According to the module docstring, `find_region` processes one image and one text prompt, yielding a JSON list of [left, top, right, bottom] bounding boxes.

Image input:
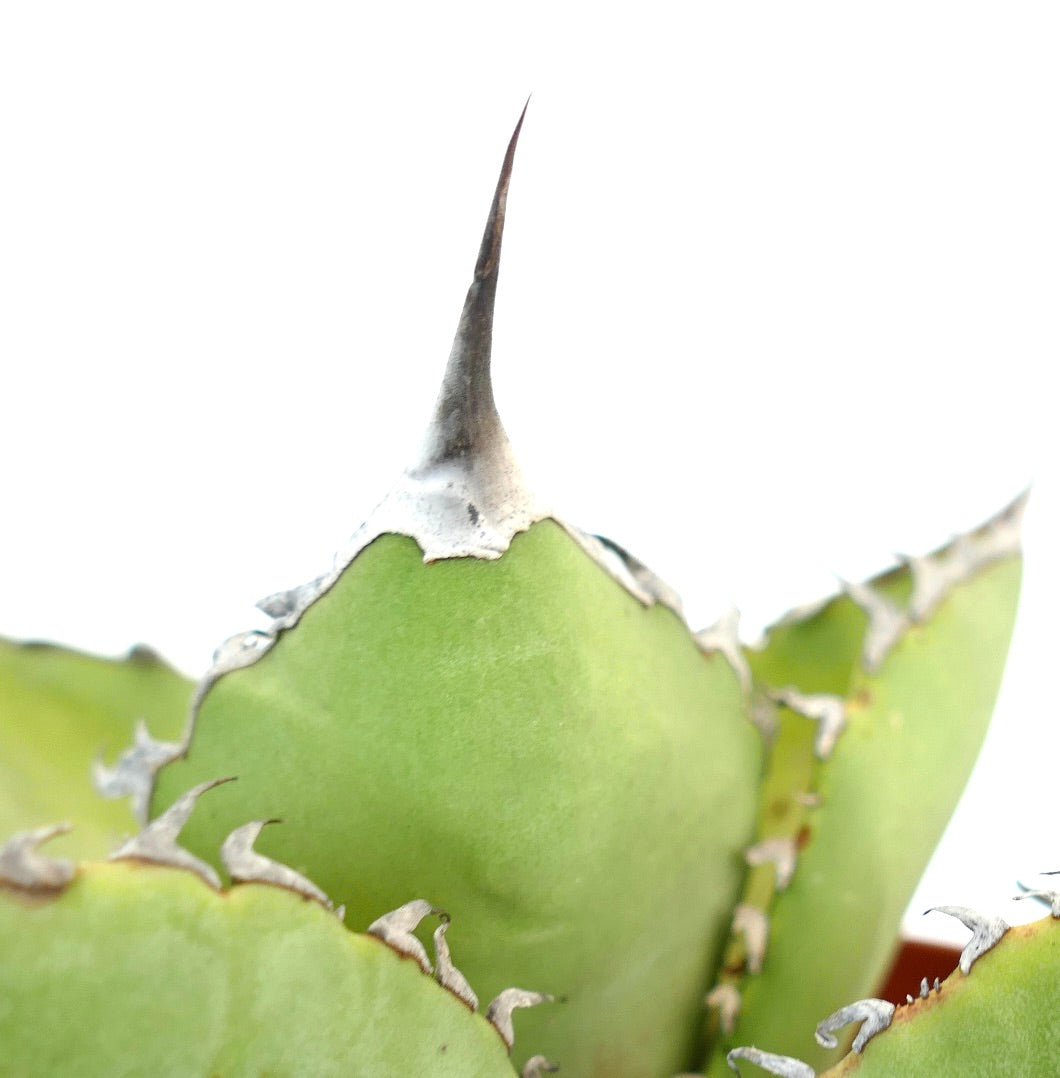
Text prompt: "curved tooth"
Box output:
[[972, 491, 1026, 564], [731, 904, 769, 975], [559, 525, 685, 617], [771, 688, 847, 760], [520, 1055, 559, 1077], [695, 607, 752, 698], [109, 777, 234, 888], [1014, 880, 1060, 918], [907, 530, 998, 623], [485, 988, 554, 1051], [209, 629, 275, 674], [367, 899, 439, 973], [919, 976, 930, 999], [220, 820, 332, 909], [706, 983, 742, 1035], [0, 823, 75, 892], [188, 630, 278, 724], [905, 532, 988, 623], [256, 578, 325, 620], [725, 1045, 816, 1077], [432, 915, 478, 1010], [926, 906, 1009, 974], [904, 547, 969, 623], [92, 718, 185, 825], [841, 579, 909, 674], [814, 997, 895, 1053], [906, 493, 1026, 622], [744, 836, 798, 891]]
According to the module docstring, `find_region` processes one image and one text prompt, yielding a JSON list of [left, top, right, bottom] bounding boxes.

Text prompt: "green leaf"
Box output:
[[0, 860, 518, 1077], [820, 915, 1058, 1076], [0, 638, 191, 858], [156, 522, 762, 1078], [705, 520, 1022, 1073]]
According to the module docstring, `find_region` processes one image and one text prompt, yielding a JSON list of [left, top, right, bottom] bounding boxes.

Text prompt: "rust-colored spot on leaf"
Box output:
[[847, 687, 873, 714]]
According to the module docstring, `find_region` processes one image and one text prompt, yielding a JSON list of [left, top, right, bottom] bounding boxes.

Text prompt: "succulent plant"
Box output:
[[2, 110, 1054, 1078]]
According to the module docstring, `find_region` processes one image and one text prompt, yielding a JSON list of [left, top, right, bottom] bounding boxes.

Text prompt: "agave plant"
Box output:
[[1, 110, 1055, 1078]]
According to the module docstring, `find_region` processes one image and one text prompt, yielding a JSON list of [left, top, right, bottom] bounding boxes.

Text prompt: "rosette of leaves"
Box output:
[[1, 108, 1050, 1078]]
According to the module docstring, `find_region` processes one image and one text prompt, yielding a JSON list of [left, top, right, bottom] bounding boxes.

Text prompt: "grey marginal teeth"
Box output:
[[93, 718, 185, 825], [771, 688, 847, 760], [904, 548, 968, 623], [814, 998, 895, 1053], [220, 819, 333, 909], [906, 535, 986, 623], [695, 607, 752, 698], [1014, 881, 1060, 918], [485, 988, 554, 1051], [368, 899, 439, 973], [109, 777, 234, 889], [558, 524, 684, 618], [842, 579, 909, 674], [926, 906, 1009, 973], [907, 492, 1026, 620], [433, 916, 478, 1010], [0, 824, 75, 892], [909, 976, 941, 1002], [744, 836, 797, 891], [256, 579, 325, 620], [706, 983, 742, 1035], [211, 629, 274, 671], [973, 491, 1026, 562], [725, 1046, 815, 1077], [732, 904, 769, 975], [520, 1056, 559, 1077]]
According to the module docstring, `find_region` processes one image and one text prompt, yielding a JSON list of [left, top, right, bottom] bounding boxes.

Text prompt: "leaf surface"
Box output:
[[0, 638, 191, 858], [0, 861, 518, 1077], [706, 541, 1021, 1073]]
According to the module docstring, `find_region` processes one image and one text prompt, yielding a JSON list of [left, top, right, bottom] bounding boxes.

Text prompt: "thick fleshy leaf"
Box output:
[[820, 915, 1057, 1075], [704, 519, 1021, 1073], [0, 638, 191, 857], [0, 860, 517, 1077], [157, 523, 761, 1078]]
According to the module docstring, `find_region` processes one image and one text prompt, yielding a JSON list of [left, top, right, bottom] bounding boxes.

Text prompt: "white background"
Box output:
[[1, 4, 1056, 944]]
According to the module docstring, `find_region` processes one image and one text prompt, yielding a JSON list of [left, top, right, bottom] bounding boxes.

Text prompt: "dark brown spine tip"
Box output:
[[424, 103, 529, 467], [474, 100, 529, 281]]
